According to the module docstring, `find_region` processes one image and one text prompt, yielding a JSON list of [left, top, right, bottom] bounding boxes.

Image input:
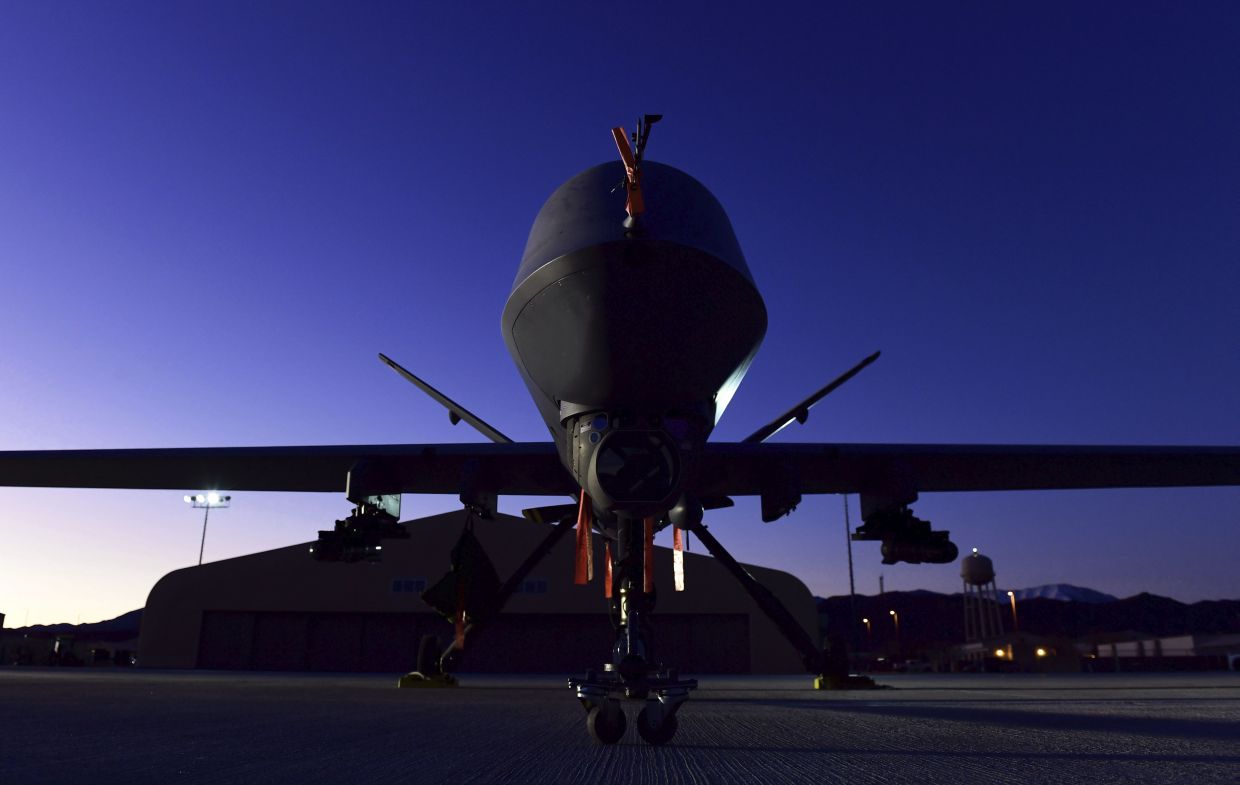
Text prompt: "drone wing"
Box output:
[[0, 442, 573, 496], [694, 442, 1240, 519]]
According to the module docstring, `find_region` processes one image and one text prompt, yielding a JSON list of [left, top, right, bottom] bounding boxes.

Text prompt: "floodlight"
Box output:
[[184, 492, 232, 566]]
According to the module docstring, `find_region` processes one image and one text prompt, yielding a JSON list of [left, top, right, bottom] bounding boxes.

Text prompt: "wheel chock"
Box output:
[[813, 674, 880, 690], [398, 671, 458, 689]]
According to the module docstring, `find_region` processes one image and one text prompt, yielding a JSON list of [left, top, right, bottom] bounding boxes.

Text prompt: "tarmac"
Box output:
[[0, 669, 1236, 784]]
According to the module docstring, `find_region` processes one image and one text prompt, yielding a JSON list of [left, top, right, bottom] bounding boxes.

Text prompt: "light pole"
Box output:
[[1007, 590, 1019, 632], [184, 493, 231, 566], [889, 609, 900, 653], [862, 617, 872, 649]]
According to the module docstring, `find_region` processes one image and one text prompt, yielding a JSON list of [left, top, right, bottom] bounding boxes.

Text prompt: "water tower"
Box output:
[[961, 548, 1004, 642]]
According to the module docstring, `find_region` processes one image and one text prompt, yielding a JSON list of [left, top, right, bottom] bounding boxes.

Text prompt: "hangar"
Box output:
[[139, 509, 817, 674]]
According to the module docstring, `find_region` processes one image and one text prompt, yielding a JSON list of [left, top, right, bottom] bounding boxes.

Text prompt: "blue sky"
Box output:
[[1, 2, 1237, 625]]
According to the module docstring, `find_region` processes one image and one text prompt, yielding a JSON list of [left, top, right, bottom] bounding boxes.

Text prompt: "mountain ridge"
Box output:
[[1004, 584, 1118, 603], [4, 609, 143, 641], [815, 589, 1240, 654]]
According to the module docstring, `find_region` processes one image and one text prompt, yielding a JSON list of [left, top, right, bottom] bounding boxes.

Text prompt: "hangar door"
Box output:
[[197, 611, 750, 673]]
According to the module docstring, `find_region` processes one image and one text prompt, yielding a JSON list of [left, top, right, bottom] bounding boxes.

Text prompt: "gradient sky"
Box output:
[[1, 2, 1237, 626]]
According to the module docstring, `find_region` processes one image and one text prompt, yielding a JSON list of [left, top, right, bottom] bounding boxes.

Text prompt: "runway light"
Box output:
[[1036, 648, 1047, 657], [994, 648, 1005, 658]]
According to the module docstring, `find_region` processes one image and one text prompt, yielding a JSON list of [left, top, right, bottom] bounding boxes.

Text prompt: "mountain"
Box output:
[[8, 609, 142, 642], [815, 590, 1240, 656], [1007, 584, 1118, 603]]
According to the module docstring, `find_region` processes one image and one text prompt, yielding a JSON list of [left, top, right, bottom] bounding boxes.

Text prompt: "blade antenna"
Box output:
[[378, 353, 513, 444], [741, 351, 881, 444], [635, 113, 662, 163]]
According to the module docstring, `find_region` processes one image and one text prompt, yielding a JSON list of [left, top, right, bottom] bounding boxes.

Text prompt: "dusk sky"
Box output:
[[1, 2, 1237, 627]]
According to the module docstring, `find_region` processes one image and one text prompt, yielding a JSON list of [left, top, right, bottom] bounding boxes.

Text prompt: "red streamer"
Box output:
[[603, 542, 613, 599], [574, 492, 594, 585]]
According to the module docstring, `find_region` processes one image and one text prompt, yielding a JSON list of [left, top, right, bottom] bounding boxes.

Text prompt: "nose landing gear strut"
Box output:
[[569, 515, 697, 745]]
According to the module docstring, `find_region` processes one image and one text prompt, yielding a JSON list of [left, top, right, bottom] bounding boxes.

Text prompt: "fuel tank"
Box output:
[[502, 160, 767, 435]]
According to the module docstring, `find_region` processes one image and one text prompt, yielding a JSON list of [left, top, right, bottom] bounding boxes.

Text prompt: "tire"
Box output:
[[586, 702, 626, 744], [636, 706, 678, 746]]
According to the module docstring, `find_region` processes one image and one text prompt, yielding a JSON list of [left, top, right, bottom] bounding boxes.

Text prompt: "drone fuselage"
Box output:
[[502, 161, 767, 517]]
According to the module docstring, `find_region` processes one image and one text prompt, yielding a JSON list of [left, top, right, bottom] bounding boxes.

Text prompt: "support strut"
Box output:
[[611, 516, 651, 679], [687, 520, 878, 690], [686, 520, 824, 673]]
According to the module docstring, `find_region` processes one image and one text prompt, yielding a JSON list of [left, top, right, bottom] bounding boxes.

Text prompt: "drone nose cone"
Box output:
[[503, 161, 767, 415], [512, 160, 755, 290]]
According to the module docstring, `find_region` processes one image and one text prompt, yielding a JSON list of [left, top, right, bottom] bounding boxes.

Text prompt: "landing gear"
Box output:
[[571, 667, 695, 746], [571, 514, 697, 745], [569, 505, 877, 745], [636, 705, 677, 746], [585, 701, 626, 745]]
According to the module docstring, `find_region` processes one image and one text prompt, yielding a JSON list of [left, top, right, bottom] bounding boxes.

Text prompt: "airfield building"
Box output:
[[139, 509, 817, 674]]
